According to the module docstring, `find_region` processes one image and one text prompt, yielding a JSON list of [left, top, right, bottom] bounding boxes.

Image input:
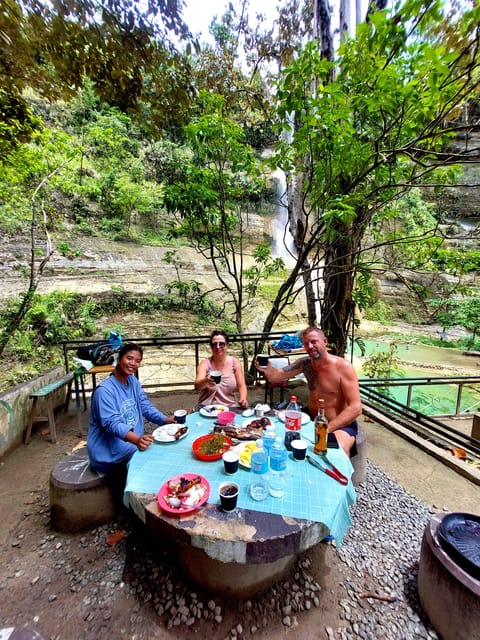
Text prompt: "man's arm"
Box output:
[[328, 361, 362, 432], [256, 357, 306, 383]]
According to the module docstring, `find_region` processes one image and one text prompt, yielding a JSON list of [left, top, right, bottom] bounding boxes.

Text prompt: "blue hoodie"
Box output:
[[87, 374, 167, 473]]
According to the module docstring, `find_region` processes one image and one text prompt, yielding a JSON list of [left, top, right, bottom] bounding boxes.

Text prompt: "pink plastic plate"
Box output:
[[157, 473, 210, 516]]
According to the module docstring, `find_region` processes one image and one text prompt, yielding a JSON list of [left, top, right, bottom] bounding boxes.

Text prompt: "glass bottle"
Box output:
[[314, 398, 328, 455], [269, 436, 288, 498], [284, 395, 302, 451], [249, 439, 269, 501]]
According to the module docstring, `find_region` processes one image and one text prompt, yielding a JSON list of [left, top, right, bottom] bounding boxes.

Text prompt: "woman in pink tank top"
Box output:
[[195, 330, 248, 409]]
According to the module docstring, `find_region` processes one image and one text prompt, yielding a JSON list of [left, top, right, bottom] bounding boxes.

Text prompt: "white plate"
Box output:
[[199, 404, 228, 418], [242, 416, 274, 429], [277, 411, 311, 425], [232, 441, 259, 469], [242, 408, 254, 417], [152, 425, 189, 443]]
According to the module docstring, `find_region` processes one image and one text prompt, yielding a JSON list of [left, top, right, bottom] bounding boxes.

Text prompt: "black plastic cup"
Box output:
[[291, 439, 308, 460], [222, 451, 239, 474], [211, 370, 221, 384], [257, 354, 269, 367], [174, 409, 187, 424], [219, 482, 239, 511]]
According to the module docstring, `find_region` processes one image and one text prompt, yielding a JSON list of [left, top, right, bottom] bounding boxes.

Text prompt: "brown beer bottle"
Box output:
[[314, 398, 328, 454]]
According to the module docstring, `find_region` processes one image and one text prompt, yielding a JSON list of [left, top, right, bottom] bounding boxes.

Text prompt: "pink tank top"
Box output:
[[198, 357, 237, 407]]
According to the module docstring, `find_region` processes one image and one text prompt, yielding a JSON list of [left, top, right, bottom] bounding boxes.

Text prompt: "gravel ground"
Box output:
[[1, 451, 442, 640], [336, 463, 439, 640]]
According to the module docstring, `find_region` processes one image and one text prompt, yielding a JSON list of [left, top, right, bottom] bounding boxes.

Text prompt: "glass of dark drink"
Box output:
[[218, 482, 239, 511]]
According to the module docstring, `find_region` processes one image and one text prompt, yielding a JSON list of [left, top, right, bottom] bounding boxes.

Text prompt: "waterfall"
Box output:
[[268, 168, 296, 266]]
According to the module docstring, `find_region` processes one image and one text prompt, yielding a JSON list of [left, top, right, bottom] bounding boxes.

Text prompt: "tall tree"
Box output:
[[0, 0, 193, 151], [163, 91, 284, 367], [259, 0, 480, 356]]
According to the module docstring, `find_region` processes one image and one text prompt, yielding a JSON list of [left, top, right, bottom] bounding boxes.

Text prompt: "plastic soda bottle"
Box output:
[[284, 395, 302, 451], [269, 437, 288, 498], [314, 398, 328, 455], [249, 439, 269, 501]]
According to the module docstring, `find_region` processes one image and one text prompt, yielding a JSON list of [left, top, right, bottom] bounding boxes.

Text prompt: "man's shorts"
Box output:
[[338, 420, 358, 438]]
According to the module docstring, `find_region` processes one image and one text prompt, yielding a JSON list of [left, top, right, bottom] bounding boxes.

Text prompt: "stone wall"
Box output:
[[0, 366, 67, 459]]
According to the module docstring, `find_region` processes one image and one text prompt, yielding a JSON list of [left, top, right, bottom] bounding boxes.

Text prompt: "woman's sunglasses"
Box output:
[[211, 342, 226, 348]]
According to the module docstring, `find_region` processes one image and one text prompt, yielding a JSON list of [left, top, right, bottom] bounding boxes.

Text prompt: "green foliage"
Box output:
[[272, 0, 480, 354], [56, 243, 82, 258], [0, 88, 43, 157], [430, 297, 480, 348], [162, 90, 273, 336], [364, 301, 393, 324], [362, 343, 403, 395], [243, 243, 285, 299], [0, 126, 79, 232], [143, 139, 191, 183], [163, 280, 222, 320], [1, 0, 191, 151]]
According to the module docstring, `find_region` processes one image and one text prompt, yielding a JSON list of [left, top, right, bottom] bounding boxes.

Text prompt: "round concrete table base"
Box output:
[[178, 543, 295, 599], [418, 513, 480, 640], [126, 491, 330, 598]]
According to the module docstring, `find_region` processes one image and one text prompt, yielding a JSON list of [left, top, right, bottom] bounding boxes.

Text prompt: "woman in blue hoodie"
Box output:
[[87, 342, 175, 474]]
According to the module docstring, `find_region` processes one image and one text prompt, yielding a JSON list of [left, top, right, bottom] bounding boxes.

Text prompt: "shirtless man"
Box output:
[[257, 326, 362, 455]]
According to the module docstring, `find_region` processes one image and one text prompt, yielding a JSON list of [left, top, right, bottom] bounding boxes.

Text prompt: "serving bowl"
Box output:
[[217, 411, 236, 426]]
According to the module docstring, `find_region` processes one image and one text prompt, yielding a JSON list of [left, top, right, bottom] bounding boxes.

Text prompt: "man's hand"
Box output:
[[136, 434, 154, 451]]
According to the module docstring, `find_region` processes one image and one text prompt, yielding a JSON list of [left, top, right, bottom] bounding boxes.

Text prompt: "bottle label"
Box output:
[[270, 457, 287, 472], [314, 421, 328, 454], [285, 411, 301, 431], [251, 453, 268, 474]]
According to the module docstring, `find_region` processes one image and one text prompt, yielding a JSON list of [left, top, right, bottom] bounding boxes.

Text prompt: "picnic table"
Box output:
[[124, 410, 356, 597]]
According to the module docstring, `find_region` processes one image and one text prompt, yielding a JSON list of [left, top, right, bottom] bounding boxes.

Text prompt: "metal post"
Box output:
[[456, 383, 463, 415], [406, 384, 412, 409]]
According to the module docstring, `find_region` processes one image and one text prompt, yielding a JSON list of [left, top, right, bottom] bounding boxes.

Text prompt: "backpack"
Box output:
[[76, 331, 122, 365], [90, 342, 119, 366]]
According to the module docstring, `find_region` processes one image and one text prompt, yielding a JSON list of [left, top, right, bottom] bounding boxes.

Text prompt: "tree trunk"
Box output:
[[314, 0, 334, 70], [339, 0, 350, 42], [320, 209, 367, 356], [0, 167, 61, 356]]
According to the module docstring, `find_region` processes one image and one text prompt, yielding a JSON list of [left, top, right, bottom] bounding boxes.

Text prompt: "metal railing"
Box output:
[[61, 330, 294, 390], [359, 375, 480, 416]]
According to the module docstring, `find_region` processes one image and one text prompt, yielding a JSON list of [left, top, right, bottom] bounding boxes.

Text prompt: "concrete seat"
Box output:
[[418, 513, 480, 640], [0, 630, 45, 640], [49, 446, 116, 532], [351, 428, 367, 486]]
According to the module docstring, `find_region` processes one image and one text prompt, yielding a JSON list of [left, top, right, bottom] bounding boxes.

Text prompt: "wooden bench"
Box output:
[[24, 372, 75, 444]]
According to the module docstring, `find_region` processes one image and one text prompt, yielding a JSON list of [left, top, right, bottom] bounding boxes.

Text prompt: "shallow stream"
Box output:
[[351, 338, 480, 415]]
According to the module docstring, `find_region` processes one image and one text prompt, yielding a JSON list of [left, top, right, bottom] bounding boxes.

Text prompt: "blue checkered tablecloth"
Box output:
[[125, 412, 356, 545]]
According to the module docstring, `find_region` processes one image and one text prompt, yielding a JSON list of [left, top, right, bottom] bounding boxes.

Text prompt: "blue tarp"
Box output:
[[272, 333, 303, 350]]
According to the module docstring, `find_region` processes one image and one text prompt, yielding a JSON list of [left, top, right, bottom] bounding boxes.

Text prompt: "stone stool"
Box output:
[[351, 428, 367, 486], [418, 513, 480, 640], [49, 446, 116, 532]]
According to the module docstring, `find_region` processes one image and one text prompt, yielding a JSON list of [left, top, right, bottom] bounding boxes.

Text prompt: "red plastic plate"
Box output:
[[192, 433, 232, 461], [157, 473, 210, 515]]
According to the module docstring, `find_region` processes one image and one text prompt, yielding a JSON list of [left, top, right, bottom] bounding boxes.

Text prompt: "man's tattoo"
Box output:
[[303, 361, 318, 391]]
